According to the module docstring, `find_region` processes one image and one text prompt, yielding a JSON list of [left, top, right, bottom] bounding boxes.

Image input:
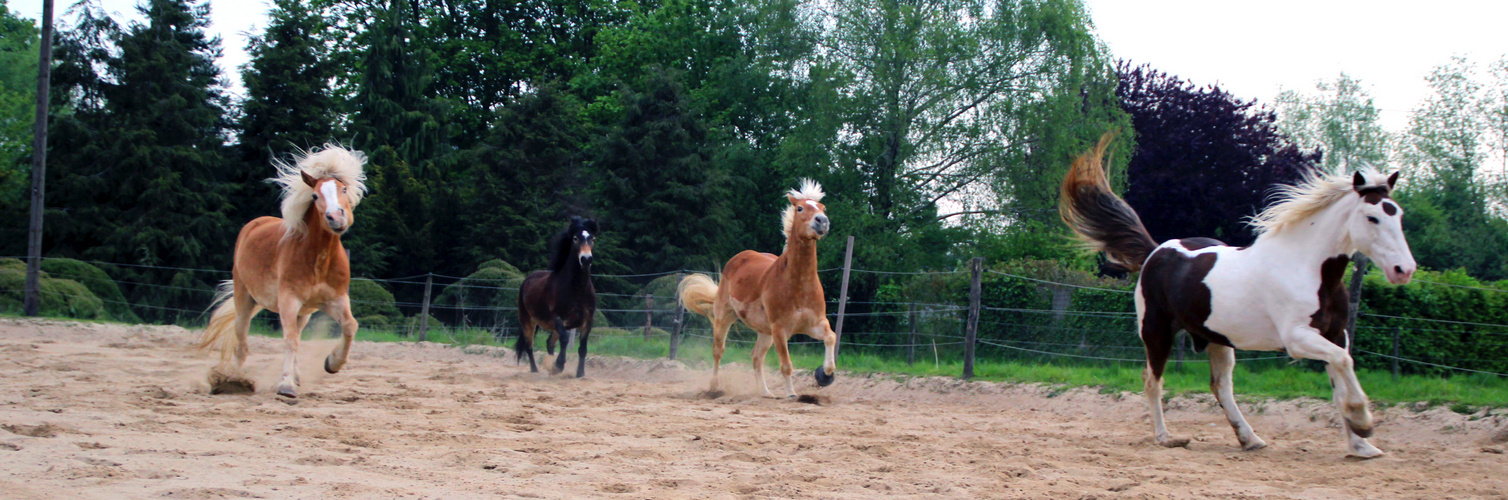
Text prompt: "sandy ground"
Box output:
[[0, 318, 1505, 499]]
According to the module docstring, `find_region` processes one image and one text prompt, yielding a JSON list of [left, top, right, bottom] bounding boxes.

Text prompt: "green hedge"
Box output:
[[0, 258, 109, 320], [39, 258, 141, 322], [1355, 267, 1508, 375]]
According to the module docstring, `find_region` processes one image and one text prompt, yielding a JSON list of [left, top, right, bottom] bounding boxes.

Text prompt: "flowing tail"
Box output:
[[677, 273, 720, 319], [1059, 132, 1158, 272], [197, 280, 240, 364]]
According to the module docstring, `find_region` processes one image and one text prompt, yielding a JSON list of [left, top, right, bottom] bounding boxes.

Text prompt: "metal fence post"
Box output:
[[23, 0, 55, 317], [833, 235, 854, 356], [907, 303, 918, 366], [963, 257, 983, 380], [418, 273, 433, 341], [644, 294, 653, 340]]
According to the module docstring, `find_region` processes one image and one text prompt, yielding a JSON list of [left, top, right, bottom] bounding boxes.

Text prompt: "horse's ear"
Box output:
[[1387, 171, 1399, 190], [786, 194, 798, 205], [301, 171, 318, 188], [1352, 171, 1367, 189], [584, 218, 599, 233]]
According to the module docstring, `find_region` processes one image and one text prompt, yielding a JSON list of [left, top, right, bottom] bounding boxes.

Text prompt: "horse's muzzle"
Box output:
[[812, 214, 830, 237], [579, 253, 593, 268]]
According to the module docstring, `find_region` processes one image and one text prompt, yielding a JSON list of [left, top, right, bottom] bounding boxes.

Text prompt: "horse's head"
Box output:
[[302, 171, 356, 235], [567, 216, 598, 269], [782, 179, 829, 242], [1348, 171, 1415, 284]]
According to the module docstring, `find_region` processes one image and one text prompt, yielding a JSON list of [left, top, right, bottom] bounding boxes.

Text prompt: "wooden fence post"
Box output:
[[22, 0, 55, 317], [1391, 327, 1401, 381], [417, 273, 433, 342], [833, 235, 854, 356], [1346, 254, 1369, 350], [643, 294, 653, 340], [669, 273, 685, 360], [963, 257, 983, 380]]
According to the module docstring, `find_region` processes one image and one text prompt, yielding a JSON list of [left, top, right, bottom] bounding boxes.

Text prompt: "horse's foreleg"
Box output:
[[1284, 327, 1380, 457], [812, 322, 837, 388], [324, 296, 358, 374], [275, 299, 306, 398], [751, 333, 776, 398], [1208, 344, 1265, 450], [574, 321, 591, 378], [230, 289, 259, 369], [550, 318, 570, 375]]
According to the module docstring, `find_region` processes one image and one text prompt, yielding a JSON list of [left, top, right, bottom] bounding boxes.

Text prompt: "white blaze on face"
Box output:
[[579, 230, 593, 259], [320, 181, 342, 223], [805, 200, 819, 211]]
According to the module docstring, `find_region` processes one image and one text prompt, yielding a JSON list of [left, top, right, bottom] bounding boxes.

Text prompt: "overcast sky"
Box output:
[[17, 0, 1508, 133]]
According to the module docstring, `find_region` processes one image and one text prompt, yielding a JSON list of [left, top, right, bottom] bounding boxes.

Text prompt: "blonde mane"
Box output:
[[270, 144, 368, 240], [1248, 169, 1385, 235], [780, 178, 826, 240]]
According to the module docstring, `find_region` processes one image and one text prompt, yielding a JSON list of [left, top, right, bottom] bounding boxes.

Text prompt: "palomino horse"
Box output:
[[678, 179, 838, 398], [199, 145, 367, 398], [1060, 133, 1415, 458], [515, 216, 599, 377]]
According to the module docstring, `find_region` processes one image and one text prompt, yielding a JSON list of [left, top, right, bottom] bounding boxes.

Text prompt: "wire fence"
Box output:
[[3, 254, 1506, 379]]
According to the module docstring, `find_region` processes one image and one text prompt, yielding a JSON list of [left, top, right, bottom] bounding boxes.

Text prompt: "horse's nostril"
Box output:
[[1394, 265, 1403, 274]]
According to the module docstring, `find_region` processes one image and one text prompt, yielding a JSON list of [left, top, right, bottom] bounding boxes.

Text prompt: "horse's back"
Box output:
[[1142, 238, 1288, 351], [723, 250, 777, 302]]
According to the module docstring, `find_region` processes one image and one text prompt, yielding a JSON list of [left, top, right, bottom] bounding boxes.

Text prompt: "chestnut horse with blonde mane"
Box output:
[[678, 179, 838, 398], [199, 145, 368, 398]]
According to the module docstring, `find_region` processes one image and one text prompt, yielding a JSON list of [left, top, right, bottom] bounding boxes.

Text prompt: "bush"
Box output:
[[0, 260, 108, 320], [349, 279, 402, 325], [1355, 266, 1508, 375], [435, 259, 527, 327], [39, 258, 140, 322]]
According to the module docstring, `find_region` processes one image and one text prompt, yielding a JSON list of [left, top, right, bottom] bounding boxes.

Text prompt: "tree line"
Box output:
[[1, 0, 1507, 324]]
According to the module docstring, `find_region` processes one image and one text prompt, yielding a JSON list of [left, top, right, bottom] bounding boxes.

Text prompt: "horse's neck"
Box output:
[[1249, 199, 1355, 274], [552, 262, 590, 287], [777, 236, 819, 282], [289, 209, 345, 269]]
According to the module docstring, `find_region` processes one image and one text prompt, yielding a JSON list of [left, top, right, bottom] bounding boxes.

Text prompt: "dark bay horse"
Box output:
[[199, 145, 368, 398], [678, 179, 838, 398], [1060, 133, 1415, 457], [515, 216, 599, 377]]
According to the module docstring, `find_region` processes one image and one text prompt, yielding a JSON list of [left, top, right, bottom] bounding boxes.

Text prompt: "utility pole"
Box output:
[[23, 0, 56, 317]]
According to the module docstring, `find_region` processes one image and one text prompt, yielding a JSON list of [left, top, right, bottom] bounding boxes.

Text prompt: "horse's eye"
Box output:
[[342, 187, 348, 194], [796, 206, 804, 212], [1367, 216, 1379, 224], [312, 194, 318, 201]]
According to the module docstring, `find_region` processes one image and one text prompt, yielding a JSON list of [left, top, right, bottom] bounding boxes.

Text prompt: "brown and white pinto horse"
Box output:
[[678, 179, 838, 398], [199, 145, 367, 398], [1060, 133, 1415, 458]]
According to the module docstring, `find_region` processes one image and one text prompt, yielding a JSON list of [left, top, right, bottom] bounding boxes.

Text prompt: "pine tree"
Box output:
[[45, 0, 234, 320], [236, 0, 336, 222]]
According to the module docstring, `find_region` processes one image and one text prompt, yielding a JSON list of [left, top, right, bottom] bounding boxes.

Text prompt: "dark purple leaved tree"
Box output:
[[1116, 62, 1321, 247]]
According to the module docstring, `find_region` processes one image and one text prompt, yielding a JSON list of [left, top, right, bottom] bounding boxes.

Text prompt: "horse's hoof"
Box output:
[[324, 355, 339, 374], [276, 384, 298, 399], [1348, 445, 1385, 459], [814, 366, 835, 387], [1241, 438, 1268, 451]]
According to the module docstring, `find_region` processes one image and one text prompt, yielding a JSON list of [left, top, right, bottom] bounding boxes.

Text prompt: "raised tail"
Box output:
[[1059, 132, 1158, 272], [197, 280, 240, 364], [677, 273, 720, 319]]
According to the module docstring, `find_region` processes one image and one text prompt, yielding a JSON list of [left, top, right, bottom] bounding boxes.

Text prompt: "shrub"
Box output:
[[39, 258, 140, 322], [348, 279, 402, 325], [0, 262, 108, 320]]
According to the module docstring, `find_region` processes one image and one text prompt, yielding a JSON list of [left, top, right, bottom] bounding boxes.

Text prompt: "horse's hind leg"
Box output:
[[709, 313, 734, 392], [573, 321, 591, 378], [1140, 310, 1187, 447], [323, 296, 359, 374], [751, 333, 776, 398], [1208, 344, 1265, 450]]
